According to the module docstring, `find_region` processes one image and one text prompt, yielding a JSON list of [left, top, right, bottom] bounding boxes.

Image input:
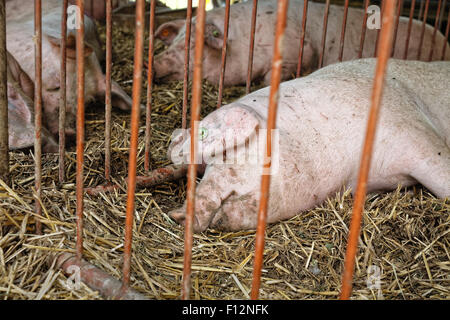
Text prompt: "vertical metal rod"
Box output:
[[418, 0, 424, 20], [438, 0, 447, 29], [75, 0, 85, 260], [104, 0, 112, 181], [358, 0, 370, 58], [246, 0, 258, 94], [181, 0, 193, 130], [0, 0, 8, 186], [182, 0, 206, 301], [340, 0, 397, 300], [122, 0, 145, 290], [250, 0, 289, 300], [318, 0, 330, 68], [417, 0, 430, 60], [34, 0, 43, 235], [374, 0, 386, 57], [59, 0, 68, 184], [144, 0, 156, 172], [441, 9, 450, 60], [217, 0, 231, 109], [428, 0, 443, 61], [338, 0, 349, 62], [403, 0, 416, 59], [296, 0, 308, 77], [391, 0, 403, 57]]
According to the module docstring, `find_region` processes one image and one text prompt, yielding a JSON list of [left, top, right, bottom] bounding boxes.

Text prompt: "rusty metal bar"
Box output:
[[182, 0, 207, 301], [246, 0, 258, 94], [34, 0, 43, 235], [340, 0, 397, 300], [318, 0, 330, 68], [417, 0, 430, 60], [442, 9, 450, 60], [428, 0, 443, 61], [122, 0, 145, 291], [182, 0, 193, 130], [403, 0, 416, 59], [85, 164, 188, 196], [59, 0, 68, 184], [216, 0, 231, 109], [144, 0, 156, 172], [75, 0, 85, 259], [358, 0, 370, 58], [418, 0, 424, 20], [439, 0, 447, 29], [296, 0, 308, 77], [55, 253, 148, 300], [338, 0, 349, 62], [374, 0, 386, 57], [0, 0, 8, 186], [251, 0, 289, 300], [391, 0, 403, 57], [105, 0, 112, 181]]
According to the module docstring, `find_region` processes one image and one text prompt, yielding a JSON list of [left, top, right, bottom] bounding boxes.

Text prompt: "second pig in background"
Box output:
[[153, 0, 450, 86]]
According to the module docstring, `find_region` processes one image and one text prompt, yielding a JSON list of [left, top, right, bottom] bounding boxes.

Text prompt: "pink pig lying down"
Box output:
[[153, 0, 450, 86], [6, 0, 133, 139], [167, 58, 450, 232], [7, 51, 58, 153]]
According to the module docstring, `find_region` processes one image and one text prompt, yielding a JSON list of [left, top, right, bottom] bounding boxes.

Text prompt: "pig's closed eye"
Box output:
[[46, 86, 60, 92]]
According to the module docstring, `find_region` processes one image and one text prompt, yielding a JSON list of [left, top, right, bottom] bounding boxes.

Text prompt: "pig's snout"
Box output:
[[46, 110, 77, 142], [153, 51, 182, 82]]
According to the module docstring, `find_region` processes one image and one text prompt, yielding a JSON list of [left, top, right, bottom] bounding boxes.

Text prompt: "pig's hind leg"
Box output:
[[406, 135, 450, 199]]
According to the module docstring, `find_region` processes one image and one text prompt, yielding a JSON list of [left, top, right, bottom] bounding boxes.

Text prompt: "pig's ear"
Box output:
[[155, 19, 185, 45], [6, 52, 34, 100], [111, 80, 132, 111], [201, 106, 259, 160], [204, 23, 224, 50], [46, 34, 94, 59]]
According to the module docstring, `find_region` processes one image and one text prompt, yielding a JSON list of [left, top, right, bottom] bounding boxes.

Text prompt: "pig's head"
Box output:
[[154, 19, 226, 84], [42, 32, 132, 139], [168, 104, 267, 232]]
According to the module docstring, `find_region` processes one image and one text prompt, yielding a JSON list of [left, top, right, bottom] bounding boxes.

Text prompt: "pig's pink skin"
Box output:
[[7, 51, 58, 153], [154, 0, 450, 86], [168, 59, 450, 232], [6, 0, 132, 138]]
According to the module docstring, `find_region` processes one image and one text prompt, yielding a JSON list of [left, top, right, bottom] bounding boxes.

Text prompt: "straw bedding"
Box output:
[[0, 21, 448, 300]]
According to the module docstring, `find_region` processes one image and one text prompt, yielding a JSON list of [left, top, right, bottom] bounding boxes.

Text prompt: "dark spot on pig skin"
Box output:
[[229, 168, 237, 177], [438, 152, 441, 156], [266, 11, 273, 14]]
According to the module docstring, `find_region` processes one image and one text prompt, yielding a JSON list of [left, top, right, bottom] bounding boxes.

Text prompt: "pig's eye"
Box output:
[[199, 127, 208, 140], [212, 29, 220, 38]]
